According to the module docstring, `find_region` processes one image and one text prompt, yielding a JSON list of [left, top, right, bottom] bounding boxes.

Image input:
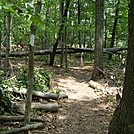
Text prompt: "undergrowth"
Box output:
[[0, 66, 51, 114]]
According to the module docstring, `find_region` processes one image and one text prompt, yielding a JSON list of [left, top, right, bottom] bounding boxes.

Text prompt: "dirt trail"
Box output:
[[36, 66, 116, 134]]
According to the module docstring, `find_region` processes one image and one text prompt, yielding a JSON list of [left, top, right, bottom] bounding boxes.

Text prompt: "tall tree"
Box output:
[[5, 0, 11, 75], [60, 0, 64, 68], [108, 1, 134, 133], [91, 0, 104, 80], [78, 0, 83, 66], [0, 22, 2, 70], [24, 0, 42, 131], [108, 0, 120, 60]]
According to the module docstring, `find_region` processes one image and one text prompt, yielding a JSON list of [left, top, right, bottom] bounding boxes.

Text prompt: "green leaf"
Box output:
[[5, 5, 16, 13]]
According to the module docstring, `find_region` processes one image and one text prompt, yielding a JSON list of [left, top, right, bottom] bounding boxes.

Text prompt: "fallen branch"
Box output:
[[0, 116, 45, 123], [96, 67, 118, 84], [89, 80, 122, 100], [31, 102, 59, 111], [89, 80, 106, 93], [0, 46, 128, 57], [13, 101, 59, 114], [7, 87, 68, 100], [0, 123, 46, 134]]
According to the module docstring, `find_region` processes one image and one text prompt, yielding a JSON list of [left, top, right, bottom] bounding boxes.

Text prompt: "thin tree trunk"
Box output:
[[64, 26, 68, 69], [70, 26, 74, 47], [24, 1, 42, 133], [0, 23, 2, 70], [104, 9, 107, 48], [91, 0, 104, 80], [108, 0, 120, 60], [49, 0, 70, 66], [89, 13, 93, 61], [78, 0, 83, 66], [43, 8, 49, 49], [108, 1, 134, 133], [5, 8, 11, 75], [60, 0, 64, 68]]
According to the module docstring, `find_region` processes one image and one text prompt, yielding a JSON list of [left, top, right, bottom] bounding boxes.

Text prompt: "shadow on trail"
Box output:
[[49, 65, 94, 83], [38, 65, 117, 134], [34, 95, 116, 134]]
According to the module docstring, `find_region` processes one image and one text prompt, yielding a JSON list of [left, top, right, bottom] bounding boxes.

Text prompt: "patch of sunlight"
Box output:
[[58, 115, 67, 120]]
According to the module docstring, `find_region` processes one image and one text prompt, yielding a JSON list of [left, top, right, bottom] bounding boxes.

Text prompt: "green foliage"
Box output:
[[16, 66, 51, 91], [107, 97, 115, 102], [0, 66, 51, 114], [0, 70, 12, 115]]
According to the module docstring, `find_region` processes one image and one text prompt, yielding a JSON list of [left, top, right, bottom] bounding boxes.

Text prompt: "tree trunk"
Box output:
[[78, 0, 83, 66], [89, 11, 93, 61], [24, 0, 42, 129], [104, 8, 107, 48], [64, 26, 68, 69], [60, 0, 64, 68], [5, 6, 11, 75], [108, 1, 134, 133], [91, 0, 104, 80], [0, 23, 2, 70], [108, 0, 120, 60], [49, 0, 70, 66]]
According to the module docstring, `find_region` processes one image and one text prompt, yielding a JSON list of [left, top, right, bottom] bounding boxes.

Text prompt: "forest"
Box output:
[[0, 0, 134, 134]]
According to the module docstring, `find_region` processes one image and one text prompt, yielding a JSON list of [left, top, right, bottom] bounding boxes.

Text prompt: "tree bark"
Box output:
[[108, 1, 134, 133], [0, 22, 2, 70], [78, 0, 83, 66], [5, 3, 11, 75], [60, 0, 64, 68], [91, 0, 104, 80]]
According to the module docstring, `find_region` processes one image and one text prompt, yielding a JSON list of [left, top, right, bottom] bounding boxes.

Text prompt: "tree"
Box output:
[[108, 1, 134, 133], [24, 0, 42, 132], [60, 0, 64, 68], [49, 0, 70, 66], [78, 0, 83, 66], [108, 0, 120, 60], [91, 0, 104, 80], [5, 0, 11, 75], [0, 21, 2, 70]]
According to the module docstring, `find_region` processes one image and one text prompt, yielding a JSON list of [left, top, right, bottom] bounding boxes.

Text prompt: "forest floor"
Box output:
[[0, 59, 121, 134], [32, 64, 119, 134]]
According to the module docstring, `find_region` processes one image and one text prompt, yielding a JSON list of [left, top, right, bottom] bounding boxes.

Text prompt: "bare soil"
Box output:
[[33, 65, 118, 134]]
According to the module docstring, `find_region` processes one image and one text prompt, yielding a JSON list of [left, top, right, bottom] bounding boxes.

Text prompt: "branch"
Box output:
[[7, 87, 68, 100], [0, 123, 46, 134], [0, 46, 128, 57], [0, 116, 45, 122]]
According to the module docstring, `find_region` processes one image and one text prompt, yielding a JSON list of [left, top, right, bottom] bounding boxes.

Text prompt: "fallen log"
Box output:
[[89, 80, 122, 100], [7, 87, 68, 100], [13, 101, 59, 114], [0, 46, 128, 57], [69, 46, 127, 54], [0, 123, 46, 134], [0, 116, 45, 122], [89, 80, 106, 93]]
